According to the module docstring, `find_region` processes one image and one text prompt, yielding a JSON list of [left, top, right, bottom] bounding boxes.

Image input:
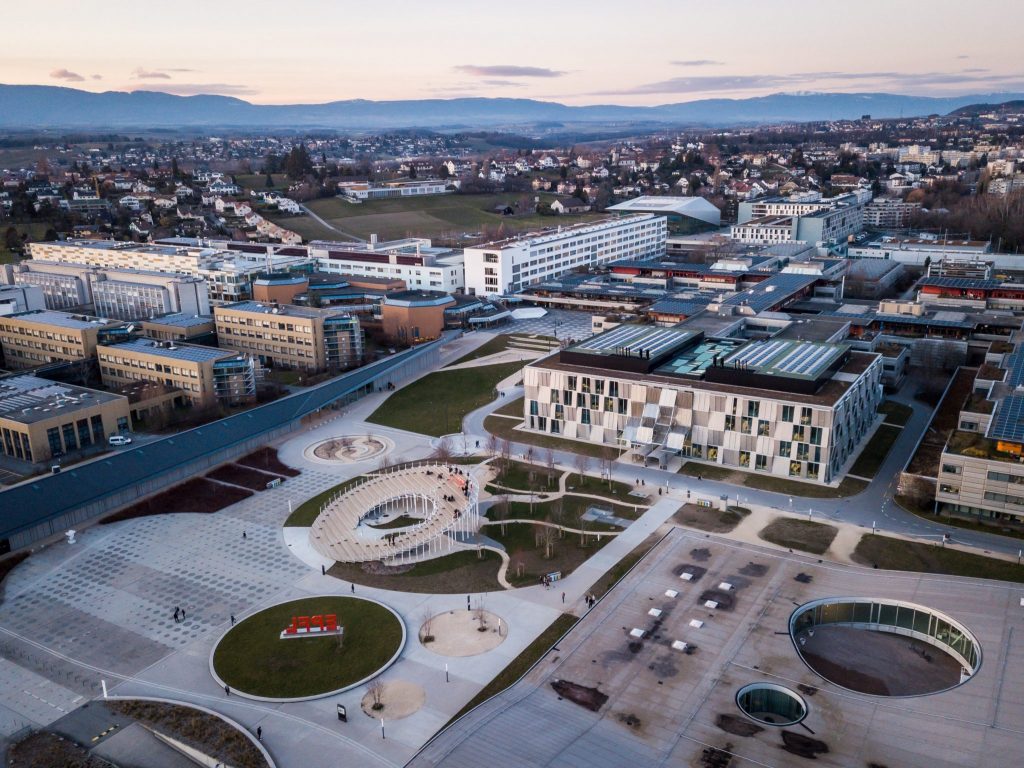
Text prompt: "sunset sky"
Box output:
[[4, 0, 1022, 105]]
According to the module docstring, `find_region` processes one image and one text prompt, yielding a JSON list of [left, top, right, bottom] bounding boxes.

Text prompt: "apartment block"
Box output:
[[0, 284, 45, 316], [863, 198, 921, 228], [733, 191, 869, 245], [0, 310, 125, 369], [522, 325, 883, 483], [463, 214, 667, 297], [214, 301, 363, 373], [97, 338, 257, 408], [309, 237, 464, 293], [336, 179, 450, 200], [0, 375, 130, 463]]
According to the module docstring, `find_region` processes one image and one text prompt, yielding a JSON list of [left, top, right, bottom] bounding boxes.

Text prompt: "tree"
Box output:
[[549, 498, 564, 539], [265, 173, 275, 188], [544, 448, 556, 488], [171, 158, 180, 179], [492, 494, 510, 535], [408, 165, 417, 179], [600, 447, 615, 489], [438, 164, 450, 180], [537, 524, 558, 559], [432, 437, 453, 464], [486, 432, 499, 457], [574, 453, 590, 484], [367, 679, 385, 711], [284, 145, 313, 180], [419, 610, 435, 643], [499, 438, 512, 475]]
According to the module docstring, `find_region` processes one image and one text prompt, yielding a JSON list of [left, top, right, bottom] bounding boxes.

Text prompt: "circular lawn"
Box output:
[[211, 596, 405, 700]]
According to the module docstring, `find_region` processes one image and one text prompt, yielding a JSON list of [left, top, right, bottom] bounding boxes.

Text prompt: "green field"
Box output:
[[758, 518, 838, 555], [212, 596, 402, 698], [234, 173, 289, 191], [853, 534, 1024, 583], [848, 424, 902, 478], [368, 362, 523, 436], [298, 193, 601, 243]]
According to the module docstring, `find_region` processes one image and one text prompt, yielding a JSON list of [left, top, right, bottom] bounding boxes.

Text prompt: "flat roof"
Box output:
[[722, 338, 848, 380], [218, 301, 323, 319], [100, 338, 235, 363], [142, 313, 215, 329], [0, 375, 125, 425], [4, 310, 119, 330], [471, 214, 657, 251], [718, 273, 817, 313], [987, 393, 1024, 442]]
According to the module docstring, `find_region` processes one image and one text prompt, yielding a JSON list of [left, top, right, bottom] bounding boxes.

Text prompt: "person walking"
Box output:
[[466, 595, 471, 611], [224, 684, 230, 696], [173, 607, 180, 623], [321, 564, 326, 576], [230, 614, 235, 626], [350, 583, 355, 593], [256, 726, 262, 741], [242, 530, 247, 540], [561, 591, 566, 604], [180, 609, 186, 622]]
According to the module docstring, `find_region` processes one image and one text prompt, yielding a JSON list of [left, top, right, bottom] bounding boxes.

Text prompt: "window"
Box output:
[[782, 405, 794, 422], [739, 450, 750, 468], [47, 427, 61, 456], [581, 409, 591, 425], [800, 407, 812, 425], [550, 390, 560, 404], [810, 427, 822, 446], [792, 426, 806, 442], [567, 376, 577, 390], [988, 471, 1024, 485], [725, 415, 736, 431], [778, 441, 791, 458], [758, 421, 770, 436], [62, 423, 77, 452], [529, 400, 539, 416], [939, 484, 960, 494], [581, 378, 591, 394], [740, 417, 752, 434], [595, 379, 604, 395], [609, 381, 619, 397], [755, 454, 768, 471], [747, 401, 760, 417], [959, 420, 977, 431], [942, 464, 962, 475], [617, 398, 628, 415]]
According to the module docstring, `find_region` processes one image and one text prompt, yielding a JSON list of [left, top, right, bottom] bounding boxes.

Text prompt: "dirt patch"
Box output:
[[781, 731, 829, 759], [716, 713, 764, 737], [673, 504, 747, 533], [699, 589, 736, 611], [359, 680, 425, 719], [700, 742, 734, 768], [690, 547, 712, 561], [421, 609, 506, 657], [674, 564, 707, 582], [617, 712, 642, 729], [206, 463, 282, 491], [551, 679, 608, 712], [7, 731, 109, 767], [102, 478, 252, 523], [237, 446, 301, 477], [758, 518, 838, 555], [108, 700, 267, 768], [797, 684, 818, 696], [738, 562, 768, 577]]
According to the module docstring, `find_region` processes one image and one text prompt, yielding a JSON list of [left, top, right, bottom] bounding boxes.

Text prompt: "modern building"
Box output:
[[336, 179, 450, 200], [28, 239, 315, 304], [522, 324, 883, 483], [0, 310, 126, 370], [606, 195, 722, 230], [732, 191, 869, 245], [463, 214, 667, 297], [97, 338, 258, 408], [309, 237, 464, 293], [863, 197, 921, 228], [140, 313, 217, 343], [213, 301, 363, 373], [847, 235, 994, 267], [380, 290, 456, 344], [0, 375, 130, 463]]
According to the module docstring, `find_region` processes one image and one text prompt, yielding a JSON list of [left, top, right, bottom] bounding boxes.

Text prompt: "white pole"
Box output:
[[101, 679, 108, 698]]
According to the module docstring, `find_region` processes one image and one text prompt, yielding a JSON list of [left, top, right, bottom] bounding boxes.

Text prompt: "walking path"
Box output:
[[299, 204, 365, 242]]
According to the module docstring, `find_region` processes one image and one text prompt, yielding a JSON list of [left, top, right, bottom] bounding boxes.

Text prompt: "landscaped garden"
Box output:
[[329, 550, 503, 593], [212, 596, 403, 698], [853, 534, 1024, 583], [673, 503, 750, 533], [758, 518, 838, 555]]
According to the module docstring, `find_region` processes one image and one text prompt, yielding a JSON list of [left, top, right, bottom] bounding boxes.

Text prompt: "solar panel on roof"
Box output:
[[989, 394, 1024, 442]]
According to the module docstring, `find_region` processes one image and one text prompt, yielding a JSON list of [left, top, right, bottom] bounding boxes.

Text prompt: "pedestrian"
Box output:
[[173, 607, 179, 623], [230, 614, 235, 626], [321, 564, 326, 576], [256, 726, 262, 741], [561, 591, 565, 604], [242, 530, 247, 540], [225, 684, 230, 696], [181, 609, 186, 621], [467, 595, 471, 611], [351, 583, 355, 593], [476, 440, 480, 448]]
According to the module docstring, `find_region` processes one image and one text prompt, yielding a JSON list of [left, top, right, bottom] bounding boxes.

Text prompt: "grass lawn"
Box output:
[[853, 534, 1024, 583], [304, 193, 602, 243], [483, 414, 620, 459], [878, 400, 914, 426], [329, 550, 502, 593], [285, 477, 364, 527], [566, 474, 636, 503], [673, 504, 750, 533], [262, 210, 341, 242], [367, 515, 422, 529], [368, 362, 524, 437], [758, 518, 838, 554], [212, 596, 402, 698], [677, 463, 868, 498], [447, 335, 515, 366], [489, 459, 560, 492], [493, 396, 526, 418], [234, 172, 289, 191], [449, 612, 578, 722], [848, 424, 902, 478]]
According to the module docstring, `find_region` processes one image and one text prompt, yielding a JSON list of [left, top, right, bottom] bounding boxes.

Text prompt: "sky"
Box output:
[[3, 0, 1023, 105]]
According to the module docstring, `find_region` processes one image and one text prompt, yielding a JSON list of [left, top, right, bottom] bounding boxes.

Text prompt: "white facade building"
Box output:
[[463, 214, 666, 297]]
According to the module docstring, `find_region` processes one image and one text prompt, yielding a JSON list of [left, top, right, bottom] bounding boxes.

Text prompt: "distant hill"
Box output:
[[948, 99, 1024, 116], [2, 84, 1024, 130]]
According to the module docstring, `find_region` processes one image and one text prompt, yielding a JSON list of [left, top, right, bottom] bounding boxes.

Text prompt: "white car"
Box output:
[[108, 435, 133, 446]]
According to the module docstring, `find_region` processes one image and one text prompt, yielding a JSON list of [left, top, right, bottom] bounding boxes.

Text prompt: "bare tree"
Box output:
[[474, 603, 488, 631], [528, 474, 540, 517], [524, 444, 536, 467], [432, 437, 453, 464], [419, 610, 435, 643], [492, 494, 510, 535], [538, 524, 558, 559], [486, 432, 499, 457], [499, 438, 512, 477], [544, 447, 556, 488], [574, 453, 590, 485], [377, 453, 393, 472], [577, 508, 590, 547], [368, 679, 385, 711], [550, 497, 564, 538], [600, 447, 615, 490]]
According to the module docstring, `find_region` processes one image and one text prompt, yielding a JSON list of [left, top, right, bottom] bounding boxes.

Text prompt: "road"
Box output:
[[461, 373, 1024, 561]]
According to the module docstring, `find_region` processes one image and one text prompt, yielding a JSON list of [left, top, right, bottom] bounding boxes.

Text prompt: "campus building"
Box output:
[[308, 237, 464, 293], [463, 214, 667, 297], [0, 375, 130, 463], [0, 310, 126, 370], [380, 290, 456, 344], [731, 191, 869, 245], [213, 301, 363, 373], [97, 338, 258, 409], [522, 324, 883, 483], [606, 195, 722, 230], [336, 179, 450, 200], [0, 284, 45, 316]]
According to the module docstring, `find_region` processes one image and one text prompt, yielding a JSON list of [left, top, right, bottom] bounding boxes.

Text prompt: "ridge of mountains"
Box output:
[[2, 84, 1023, 130]]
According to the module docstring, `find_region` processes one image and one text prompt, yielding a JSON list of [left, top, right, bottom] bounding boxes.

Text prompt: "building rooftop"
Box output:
[[101, 338, 237, 363], [470, 214, 657, 251], [382, 290, 456, 308], [568, 325, 697, 359], [721, 338, 848, 380], [218, 301, 326, 319], [5, 310, 120, 330], [717, 273, 817, 313], [142, 313, 215, 329], [0, 375, 125, 425]]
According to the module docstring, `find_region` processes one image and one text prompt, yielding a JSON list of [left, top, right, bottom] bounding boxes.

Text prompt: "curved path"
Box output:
[[299, 203, 366, 242]]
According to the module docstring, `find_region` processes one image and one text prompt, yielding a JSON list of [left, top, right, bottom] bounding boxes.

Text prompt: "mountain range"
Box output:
[[1, 84, 1023, 130]]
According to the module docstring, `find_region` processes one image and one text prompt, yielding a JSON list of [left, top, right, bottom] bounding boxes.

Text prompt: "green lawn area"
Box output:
[[234, 173, 289, 191], [848, 424, 902, 478], [566, 474, 636, 503], [450, 612, 578, 722], [878, 400, 914, 426], [262, 210, 340, 242], [673, 504, 750, 533], [493, 396, 526, 418], [483, 414, 621, 460], [212, 596, 402, 698], [368, 362, 523, 437], [329, 550, 503, 593], [303, 193, 602, 243], [285, 477, 364, 527], [758, 518, 838, 554], [853, 534, 1024, 583], [490, 459, 560, 492], [447, 335, 515, 366], [677, 463, 868, 498]]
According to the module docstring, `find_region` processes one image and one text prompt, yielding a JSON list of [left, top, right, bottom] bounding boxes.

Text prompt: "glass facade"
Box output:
[[736, 684, 807, 726], [792, 598, 980, 673]]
